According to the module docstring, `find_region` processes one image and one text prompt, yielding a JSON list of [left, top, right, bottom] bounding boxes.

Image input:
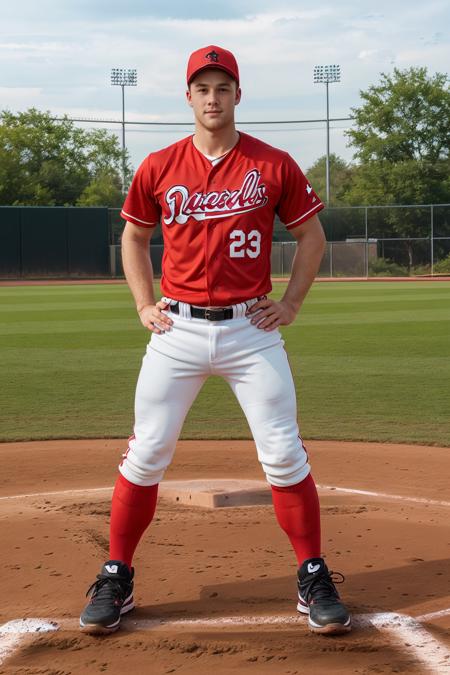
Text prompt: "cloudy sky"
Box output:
[[1, 0, 449, 172]]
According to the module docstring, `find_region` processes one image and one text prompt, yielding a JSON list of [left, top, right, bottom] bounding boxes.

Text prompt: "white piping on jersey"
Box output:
[[121, 210, 157, 226], [193, 205, 269, 220], [285, 202, 323, 227]]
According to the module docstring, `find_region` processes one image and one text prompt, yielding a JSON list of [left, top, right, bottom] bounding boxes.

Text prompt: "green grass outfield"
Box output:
[[1, 281, 449, 445]]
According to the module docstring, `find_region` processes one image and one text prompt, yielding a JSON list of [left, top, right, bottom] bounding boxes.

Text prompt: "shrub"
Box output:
[[433, 253, 450, 274], [411, 264, 431, 276], [369, 258, 409, 276]]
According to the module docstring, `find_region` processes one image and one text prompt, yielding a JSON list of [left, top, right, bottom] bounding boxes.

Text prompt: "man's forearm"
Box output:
[[281, 228, 326, 314], [122, 237, 156, 312]]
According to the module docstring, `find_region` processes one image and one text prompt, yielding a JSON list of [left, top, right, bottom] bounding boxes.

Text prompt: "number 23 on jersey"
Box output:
[[229, 230, 261, 258]]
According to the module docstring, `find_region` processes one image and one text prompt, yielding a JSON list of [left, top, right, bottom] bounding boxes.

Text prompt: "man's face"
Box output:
[[186, 69, 241, 132]]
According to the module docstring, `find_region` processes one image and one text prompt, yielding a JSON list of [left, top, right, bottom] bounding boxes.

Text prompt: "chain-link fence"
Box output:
[[317, 204, 450, 276], [110, 203, 450, 278]]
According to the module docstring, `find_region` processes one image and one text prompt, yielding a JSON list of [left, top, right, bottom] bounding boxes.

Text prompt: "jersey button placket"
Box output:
[[204, 164, 216, 306]]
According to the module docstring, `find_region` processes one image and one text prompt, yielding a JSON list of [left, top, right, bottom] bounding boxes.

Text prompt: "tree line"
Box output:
[[0, 67, 448, 211], [0, 110, 132, 207], [307, 67, 449, 208]]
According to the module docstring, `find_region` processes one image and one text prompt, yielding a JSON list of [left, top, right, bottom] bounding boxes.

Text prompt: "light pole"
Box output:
[[111, 68, 137, 192], [313, 64, 341, 205]]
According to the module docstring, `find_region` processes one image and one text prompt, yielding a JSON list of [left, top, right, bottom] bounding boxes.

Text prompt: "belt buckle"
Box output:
[[204, 307, 226, 321]]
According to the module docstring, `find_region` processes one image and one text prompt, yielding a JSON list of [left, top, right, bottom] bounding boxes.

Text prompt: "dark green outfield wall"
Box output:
[[0, 207, 110, 278]]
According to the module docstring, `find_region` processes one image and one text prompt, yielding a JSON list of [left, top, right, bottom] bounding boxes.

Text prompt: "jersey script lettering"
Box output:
[[164, 169, 268, 224]]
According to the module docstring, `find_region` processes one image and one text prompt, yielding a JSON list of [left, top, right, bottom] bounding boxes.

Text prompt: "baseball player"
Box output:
[[80, 45, 351, 636]]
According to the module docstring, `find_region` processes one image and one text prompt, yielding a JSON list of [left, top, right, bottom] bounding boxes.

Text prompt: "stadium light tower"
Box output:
[[111, 68, 137, 192], [314, 64, 341, 205]]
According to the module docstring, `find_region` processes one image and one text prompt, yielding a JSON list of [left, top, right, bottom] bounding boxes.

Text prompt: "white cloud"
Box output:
[[357, 49, 396, 63], [0, 87, 42, 103], [1, 0, 449, 170], [0, 42, 72, 52]]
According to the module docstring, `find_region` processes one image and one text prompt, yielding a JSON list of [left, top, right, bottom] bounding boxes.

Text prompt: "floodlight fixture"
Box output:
[[111, 68, 137, 87], [111, 68, 138, 192], [313, 64, 341, 84], [313, 64, 342, 204]]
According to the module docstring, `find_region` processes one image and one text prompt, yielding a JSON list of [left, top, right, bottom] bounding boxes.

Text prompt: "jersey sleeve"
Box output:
[[120, 156, 161, 228], [276, 153, 325, 230]]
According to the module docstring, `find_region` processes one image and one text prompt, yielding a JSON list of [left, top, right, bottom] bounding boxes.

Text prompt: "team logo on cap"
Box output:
[[205, 50, 219, 62]]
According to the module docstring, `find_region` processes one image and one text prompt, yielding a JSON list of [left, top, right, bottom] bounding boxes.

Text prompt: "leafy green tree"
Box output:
[[347, 67, 449, 165], [343, 67, 450, 268], [306, 153, 354, 206], [77, 172, 124, 207], [0, 108, 132, 206]]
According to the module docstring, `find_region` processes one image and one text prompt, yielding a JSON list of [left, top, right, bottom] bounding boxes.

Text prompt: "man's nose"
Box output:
[[207, 90, 219, 106]]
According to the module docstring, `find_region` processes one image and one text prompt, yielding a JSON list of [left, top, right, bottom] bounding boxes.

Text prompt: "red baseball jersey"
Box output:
[[121, 132, 324, 306]]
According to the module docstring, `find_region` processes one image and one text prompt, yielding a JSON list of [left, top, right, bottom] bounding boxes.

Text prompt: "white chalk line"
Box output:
[[0, 619, 57, 665], [0, 483, 449, 508], [1, 611, 449, 672], [416, 607, 450, 622], [0, 486, 112, 501], [361, 612, 450, 674], [0, 633, 23, 666], [317, 484, 450, 508]]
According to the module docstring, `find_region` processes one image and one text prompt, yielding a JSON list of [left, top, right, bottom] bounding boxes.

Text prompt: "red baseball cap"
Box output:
[[187, 45, 239, 86]]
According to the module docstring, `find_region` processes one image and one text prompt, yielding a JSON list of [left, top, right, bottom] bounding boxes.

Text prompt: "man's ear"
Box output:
[[235, 86, 242, 106], [186, 88, 193, 107]]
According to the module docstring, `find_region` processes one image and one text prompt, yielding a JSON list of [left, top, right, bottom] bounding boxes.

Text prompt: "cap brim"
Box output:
[[188, 64, 239, 85]]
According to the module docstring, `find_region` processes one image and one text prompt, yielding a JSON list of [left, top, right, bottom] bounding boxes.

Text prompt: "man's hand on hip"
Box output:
[[247, 298, 297, 331], [138, 301, 173, 334]]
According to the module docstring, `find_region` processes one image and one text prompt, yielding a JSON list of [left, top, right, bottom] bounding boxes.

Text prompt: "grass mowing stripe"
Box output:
[[302, 289, 448, 307], [2, 290, 449, 308], [0, 281, 449, 445], [0, 333, 146, 350], [287, 321, 450, 358], [289, 309, 449, 325], [308, 281, 450, 292], [0, 301, 135, 313], [2, 309, 449, 331], [0, 318, 140, 335]]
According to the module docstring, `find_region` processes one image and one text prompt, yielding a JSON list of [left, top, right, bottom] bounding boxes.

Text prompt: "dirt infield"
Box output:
[[1, 439, 449, 674]]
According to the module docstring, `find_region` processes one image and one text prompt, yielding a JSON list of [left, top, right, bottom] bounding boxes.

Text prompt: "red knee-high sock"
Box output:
[[109, 474, 158, 569], [271, 473, 321, 566]]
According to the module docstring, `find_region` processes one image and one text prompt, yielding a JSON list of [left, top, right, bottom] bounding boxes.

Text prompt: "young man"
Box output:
[[80, 45, 351, 636]]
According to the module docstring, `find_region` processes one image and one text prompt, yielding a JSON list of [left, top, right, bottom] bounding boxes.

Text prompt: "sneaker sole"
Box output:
[[79, 597, 135, 635], [297, 600, 352, 635]]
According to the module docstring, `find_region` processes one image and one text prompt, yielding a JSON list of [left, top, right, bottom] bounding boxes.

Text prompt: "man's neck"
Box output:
[[192, 127, 240, 159]]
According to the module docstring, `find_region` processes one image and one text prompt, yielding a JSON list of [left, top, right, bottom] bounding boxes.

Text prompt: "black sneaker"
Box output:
[[80, 560, 134, 634], [297, 557, 351, 634]]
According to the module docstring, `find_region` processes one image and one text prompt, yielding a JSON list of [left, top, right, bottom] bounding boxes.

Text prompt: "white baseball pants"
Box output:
[[119, 300, 310, 488]]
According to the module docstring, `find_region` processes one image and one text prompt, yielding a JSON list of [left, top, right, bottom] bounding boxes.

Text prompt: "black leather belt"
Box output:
[[170, 302, 234, 321]]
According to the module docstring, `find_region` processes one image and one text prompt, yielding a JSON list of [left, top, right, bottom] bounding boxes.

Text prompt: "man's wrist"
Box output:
[[136, 302, 155, 314], [281, 297, 301, 314]]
